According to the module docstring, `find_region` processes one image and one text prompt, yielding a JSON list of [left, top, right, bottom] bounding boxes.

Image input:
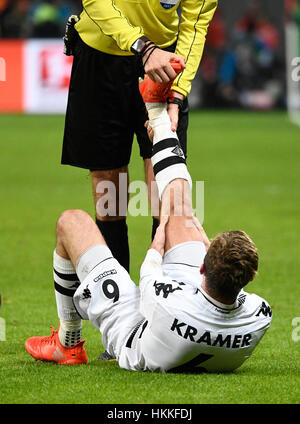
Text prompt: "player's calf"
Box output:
[[147, 105, 192, 201]]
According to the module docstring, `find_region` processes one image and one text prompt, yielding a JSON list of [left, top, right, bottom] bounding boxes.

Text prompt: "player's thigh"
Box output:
[[74, 253, 143, 358], [91, 166, 129, 220]]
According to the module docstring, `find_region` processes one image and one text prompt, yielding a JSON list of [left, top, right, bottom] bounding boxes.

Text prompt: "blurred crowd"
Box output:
[[0, 0, 81, 38], [286, 0, 300, 22], [198, 1, 287, 110], [0, 0, 295, 110]]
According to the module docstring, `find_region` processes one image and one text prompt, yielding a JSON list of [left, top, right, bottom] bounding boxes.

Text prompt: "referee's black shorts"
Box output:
[[61, 36, 189, 171]]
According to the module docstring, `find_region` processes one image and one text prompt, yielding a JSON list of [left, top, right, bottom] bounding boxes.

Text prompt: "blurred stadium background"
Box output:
[[0, 0, 299, 117]]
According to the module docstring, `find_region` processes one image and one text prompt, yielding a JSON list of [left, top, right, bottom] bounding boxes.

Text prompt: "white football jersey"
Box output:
[[118, 248, 272, 373]]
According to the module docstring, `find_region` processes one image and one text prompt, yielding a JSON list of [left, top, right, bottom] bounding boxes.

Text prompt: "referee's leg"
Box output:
[[91, 165, 130, 272], [144, 158, 160, 240]]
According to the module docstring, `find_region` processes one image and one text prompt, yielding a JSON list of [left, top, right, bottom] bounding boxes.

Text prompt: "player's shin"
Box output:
[[53, 250, 82, 347], [147, 105, 192, 200]]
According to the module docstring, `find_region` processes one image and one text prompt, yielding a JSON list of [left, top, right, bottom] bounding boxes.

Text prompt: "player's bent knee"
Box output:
[[57, 209, 91, 234]]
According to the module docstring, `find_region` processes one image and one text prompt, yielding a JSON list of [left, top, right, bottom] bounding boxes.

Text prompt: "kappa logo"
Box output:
[[172, 145, 185, 158], [255, 301, 272, 318], [82, 287, 91, 299], [154, 281, 184, 298], [159, 0, 180, 10], [237, 293, 247, 306]]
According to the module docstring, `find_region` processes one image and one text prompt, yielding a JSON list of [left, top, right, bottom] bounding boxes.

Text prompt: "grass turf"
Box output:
[[0, 111, 299, 404]]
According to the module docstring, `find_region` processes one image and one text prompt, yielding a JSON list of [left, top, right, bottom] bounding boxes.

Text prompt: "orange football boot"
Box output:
[[139, 60, 184, 103], [25, 326, 88, 365]]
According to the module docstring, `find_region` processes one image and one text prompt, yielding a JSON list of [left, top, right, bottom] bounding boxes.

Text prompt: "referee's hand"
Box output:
[[143, 48, 185, 84]]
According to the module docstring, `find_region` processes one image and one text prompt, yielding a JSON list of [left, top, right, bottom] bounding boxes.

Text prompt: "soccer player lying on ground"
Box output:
[[25, 77, 272, 373]]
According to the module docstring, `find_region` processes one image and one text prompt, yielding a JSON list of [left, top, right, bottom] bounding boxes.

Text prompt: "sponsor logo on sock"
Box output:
[[171, 146, 185, 158], [52, 346, 67, 362]]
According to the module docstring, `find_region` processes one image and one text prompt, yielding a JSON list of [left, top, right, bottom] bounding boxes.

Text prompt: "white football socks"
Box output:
[[146, 103, 176, 143], [59, 319, 82, 348], [147, 103, 192, 200], [53, 250, 82, 347]]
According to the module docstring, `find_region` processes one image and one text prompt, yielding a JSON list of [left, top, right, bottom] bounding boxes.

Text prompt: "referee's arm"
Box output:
[[81, 0, 144, 52], [172, 0, 218, 98]]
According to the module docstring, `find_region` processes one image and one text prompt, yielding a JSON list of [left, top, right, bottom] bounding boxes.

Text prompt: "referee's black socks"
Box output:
[[96, 219, 130, 272], [96, 218, 160, 272]]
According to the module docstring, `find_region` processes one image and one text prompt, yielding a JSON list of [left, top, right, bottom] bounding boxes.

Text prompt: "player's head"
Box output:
[[203, 230, 258, 303]]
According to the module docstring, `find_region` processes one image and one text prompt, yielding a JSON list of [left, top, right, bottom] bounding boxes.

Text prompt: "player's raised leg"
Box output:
[[139, 68, 210, 251]]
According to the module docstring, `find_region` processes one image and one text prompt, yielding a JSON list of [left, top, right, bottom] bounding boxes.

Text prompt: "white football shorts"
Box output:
[[72, 242, 206, 361], [73, 244, 143, 359]]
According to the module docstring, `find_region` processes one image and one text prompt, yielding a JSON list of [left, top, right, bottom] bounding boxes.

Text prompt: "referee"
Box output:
[[61, 0, 217, 279]]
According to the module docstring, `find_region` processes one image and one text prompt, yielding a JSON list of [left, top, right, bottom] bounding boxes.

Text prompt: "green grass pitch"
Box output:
[[0, 110, 299, 404]]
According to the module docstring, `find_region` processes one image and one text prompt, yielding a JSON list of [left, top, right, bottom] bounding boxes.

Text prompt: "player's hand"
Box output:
[[150, 215, 169, 256], [143, 48, 185, 83], [167, 92, 185, 132], [145, 120, 154, 142], [191, 215, 211, 251]]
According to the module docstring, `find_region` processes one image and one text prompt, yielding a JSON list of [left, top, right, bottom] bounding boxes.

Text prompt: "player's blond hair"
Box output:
[[204, 230, 258, 302]]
